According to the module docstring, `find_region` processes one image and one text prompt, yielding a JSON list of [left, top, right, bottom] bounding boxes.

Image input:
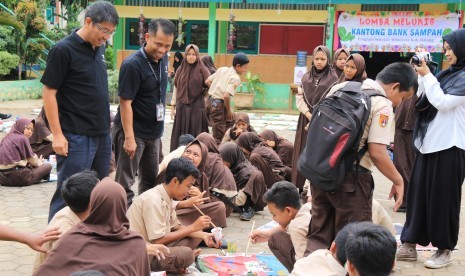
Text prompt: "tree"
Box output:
[[13, 1, 46, 80], [0, 51, 20, 79]]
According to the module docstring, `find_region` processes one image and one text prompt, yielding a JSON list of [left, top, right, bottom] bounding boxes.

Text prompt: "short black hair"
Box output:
[[165, 158, 201, 184], [233, 52, 249, 67], [345, 221, 396, 276], [376, 62, 418, 93], [148, 18, 175, 37], [179, 134, 195, 147], [333, 223, 352, 265], [263, 181, 301, 210], [61, 170, 99, 213], [85, 1, 119, 26]]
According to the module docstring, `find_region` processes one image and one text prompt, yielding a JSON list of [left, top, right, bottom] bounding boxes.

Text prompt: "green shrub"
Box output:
[[0, 51, 19, 77], [107, 69, 119, 104]]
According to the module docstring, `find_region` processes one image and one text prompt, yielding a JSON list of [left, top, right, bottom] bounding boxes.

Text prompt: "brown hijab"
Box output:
[[219, 142, 256, 190], [29, 106, 51, 145], [201, 55, 217, 74], [196, 132, 219, 153], [173, 44, 211, 105], [301, 45, 339, 113], [338, 53, 367, 83], [33, 178, 150, 275], [0, 118, 35, 165], [333, 48, 350, 77], [236, 132, 285, 170], [259, 129, 280, 146]]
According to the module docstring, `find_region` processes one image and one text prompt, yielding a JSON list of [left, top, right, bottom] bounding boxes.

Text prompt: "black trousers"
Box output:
[[401, 147, 465, 250]]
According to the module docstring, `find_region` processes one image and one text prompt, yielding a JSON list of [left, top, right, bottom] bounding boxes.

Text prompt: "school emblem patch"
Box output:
[[379, 110, 390, 128]]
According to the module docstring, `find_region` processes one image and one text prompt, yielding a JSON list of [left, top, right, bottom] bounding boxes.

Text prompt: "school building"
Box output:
[[112, 0, 464, 110]]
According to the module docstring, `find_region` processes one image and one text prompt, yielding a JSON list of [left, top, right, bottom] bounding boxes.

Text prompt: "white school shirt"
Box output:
[[414, 73, 465, 154]]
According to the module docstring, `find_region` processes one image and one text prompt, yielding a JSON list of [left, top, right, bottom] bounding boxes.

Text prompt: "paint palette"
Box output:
[[196, 253, 289, 275]]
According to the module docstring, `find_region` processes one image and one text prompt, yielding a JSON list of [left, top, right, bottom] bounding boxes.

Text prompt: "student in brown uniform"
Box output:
[[291, 46, 338, 190], [127, 158, 220, 274], [306, 62, 417, 255], [29, 107, 55, 159], [170, 44, 210, 151], [333, 48, 350, 78], [219, 142, 267, 221], [338, 53, 367, 83], [205, 52, 249, 144], [0, 118, 52, 187], [221, 112, 256, 145], [259, 129, 294, 167], [236, 132, 291, 188]]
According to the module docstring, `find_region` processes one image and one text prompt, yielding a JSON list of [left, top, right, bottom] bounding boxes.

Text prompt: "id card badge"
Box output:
[[156, 103, 165, 121]]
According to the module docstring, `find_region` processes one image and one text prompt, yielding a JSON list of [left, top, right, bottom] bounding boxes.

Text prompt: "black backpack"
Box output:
[[297, 81, 385, 192]]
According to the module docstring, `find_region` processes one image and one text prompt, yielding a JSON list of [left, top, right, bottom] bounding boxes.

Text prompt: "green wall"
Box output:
[[0, 79, 42, 102], [233, 83, 297, 111]]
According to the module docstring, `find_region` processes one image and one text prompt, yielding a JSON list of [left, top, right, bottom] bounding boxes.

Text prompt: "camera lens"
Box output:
[[411, 55, 420, 65]]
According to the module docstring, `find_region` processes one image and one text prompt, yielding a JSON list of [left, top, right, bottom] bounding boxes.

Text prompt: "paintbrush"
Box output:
[[193, 204, 227, 255], [245, 220, 256, 256]]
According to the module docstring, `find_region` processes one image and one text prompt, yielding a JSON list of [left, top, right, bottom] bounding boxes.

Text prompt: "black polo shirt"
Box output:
[[41, 30, 110, 136], [114, 47, 168, 140]]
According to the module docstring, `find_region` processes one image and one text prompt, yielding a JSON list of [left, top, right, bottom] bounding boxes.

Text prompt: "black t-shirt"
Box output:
[[114, 47, 168, 139], [41, 31, 110, 136]]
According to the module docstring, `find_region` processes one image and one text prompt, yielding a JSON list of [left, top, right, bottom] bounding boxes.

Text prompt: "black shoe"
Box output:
[[0, 113, 12, 120], [240, 207, 255, 221], [397, 206, 407, 213]]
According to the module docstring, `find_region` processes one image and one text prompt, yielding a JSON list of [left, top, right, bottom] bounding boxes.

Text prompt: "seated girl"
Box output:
[[259, 129, 294, 167], [0, 118, 52, 187], [221, 112, 256, 145], [29, 107, 55, 159], [219, 142, 267, 221]]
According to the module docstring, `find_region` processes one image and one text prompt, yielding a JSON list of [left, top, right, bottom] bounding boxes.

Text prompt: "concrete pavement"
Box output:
[[1, 99, 465, 275]]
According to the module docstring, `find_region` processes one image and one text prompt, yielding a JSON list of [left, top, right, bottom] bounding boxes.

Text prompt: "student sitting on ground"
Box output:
[[250, 181, 312, 272], [291, 219, 353, 276], [236, 132, 291, 187], [159, 134, 195, 173], [29, 107, 55, 159], [259, 129, 294, 167], [33, 170, 98, 271], [127, 158, 221, 274], [221, 112, 256, 145], [34, 178, 150, 275], [219, 142, 267, 221], [0, 118, 52, 187], [345, 221, 397, 276]]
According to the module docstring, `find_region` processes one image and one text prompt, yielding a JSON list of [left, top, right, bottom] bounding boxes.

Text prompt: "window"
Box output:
[[233, 22, 259, 54], [187, 21, 209, 52], [259, 24, 324, 55]]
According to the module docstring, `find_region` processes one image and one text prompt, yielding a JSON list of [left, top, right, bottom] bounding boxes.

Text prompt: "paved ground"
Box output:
[[0, 99, 465, 275]]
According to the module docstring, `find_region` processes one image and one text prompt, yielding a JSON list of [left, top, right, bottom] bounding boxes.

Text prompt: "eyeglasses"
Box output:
[[94, 23, 116, 37]]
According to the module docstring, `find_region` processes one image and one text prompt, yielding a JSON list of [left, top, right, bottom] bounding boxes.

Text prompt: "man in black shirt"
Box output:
[[41, 1, 119, 221], [113, 18, 174, 205]]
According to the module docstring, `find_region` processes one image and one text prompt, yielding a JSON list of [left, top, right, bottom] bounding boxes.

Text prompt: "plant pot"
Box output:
[[234, 93, 255, 109]]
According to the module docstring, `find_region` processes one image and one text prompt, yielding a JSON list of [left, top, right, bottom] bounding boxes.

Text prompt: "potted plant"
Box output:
[[234, 71, 265, 109]]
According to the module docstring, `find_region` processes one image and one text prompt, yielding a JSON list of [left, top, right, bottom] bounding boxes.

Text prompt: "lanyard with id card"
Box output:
[[140, 48, 165, 121]]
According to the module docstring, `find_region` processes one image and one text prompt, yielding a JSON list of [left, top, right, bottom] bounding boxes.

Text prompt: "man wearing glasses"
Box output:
[[41, 1, 119, 221]]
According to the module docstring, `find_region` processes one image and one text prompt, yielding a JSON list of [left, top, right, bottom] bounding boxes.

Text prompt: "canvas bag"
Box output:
[[297, 81, 384, 192]]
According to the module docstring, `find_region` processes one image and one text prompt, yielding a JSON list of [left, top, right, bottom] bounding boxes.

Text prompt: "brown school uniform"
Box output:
[[29, 107, 55, 159], [259, 129, 294, 167], [292, 46, 338, 189], [307, 79, 394, 254], [206, 67, 241, 144], [127, 184, 200, 273]]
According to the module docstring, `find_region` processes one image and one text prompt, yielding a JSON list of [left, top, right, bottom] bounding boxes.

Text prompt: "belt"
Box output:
[[209, 96, 224, 103], [352, 164, 371, 174]]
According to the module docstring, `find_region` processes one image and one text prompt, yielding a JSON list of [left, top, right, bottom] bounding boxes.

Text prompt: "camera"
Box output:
[[410, 51, 438, 73]]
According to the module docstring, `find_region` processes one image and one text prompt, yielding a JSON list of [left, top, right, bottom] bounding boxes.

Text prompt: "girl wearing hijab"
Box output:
[[338, 53, 368, 83], [259, 129, 294, 167], [172, 51, 184, 75], [33, 178, 150, 275], [157, 139, 230, 227], [291, 45, 339, 190], [0, 118, 52, 187], [236, 132, 291, 188], [220, 142, 267, 221], [398, 28, 465, 269], [29, 107, 55, 159], [201, 55, 217, 75], [221, 112, 256, 145], [170, 44, 211, 151], [333, 48, 350, 78]]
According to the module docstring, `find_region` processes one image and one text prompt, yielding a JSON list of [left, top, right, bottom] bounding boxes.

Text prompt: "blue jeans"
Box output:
[[48, 132, 111, 222]]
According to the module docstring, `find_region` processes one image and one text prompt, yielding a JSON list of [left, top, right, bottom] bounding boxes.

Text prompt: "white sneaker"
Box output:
[[424, 249, 452, 269], [396, 243, 417, 261]]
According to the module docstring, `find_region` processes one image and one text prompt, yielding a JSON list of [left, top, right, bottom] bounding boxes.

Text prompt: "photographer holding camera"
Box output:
[[397, 28, 465, 269]]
